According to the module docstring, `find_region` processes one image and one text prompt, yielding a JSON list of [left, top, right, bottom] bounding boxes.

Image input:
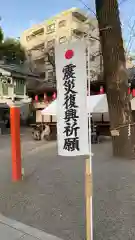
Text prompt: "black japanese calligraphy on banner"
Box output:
[[55, 40, 89, 156], [62, 63, 80, 152]]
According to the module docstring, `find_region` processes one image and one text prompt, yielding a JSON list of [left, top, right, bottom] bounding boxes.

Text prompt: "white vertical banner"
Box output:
[[55, 40, 89, 156]]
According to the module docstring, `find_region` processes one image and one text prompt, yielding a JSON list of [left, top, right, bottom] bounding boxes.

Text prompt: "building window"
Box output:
[[72, 29, 84, 37], [59, 36, 67, 44], [26, 36, 31, 41], [47, 39, 55, 49], [90, 55, 96, 61], [32, 28, 44, 36], [33, 58, 45, 71], [34, 57, 45, 65], [72, 12, 87, 22], [59, 20, 66, 28], [85, 48, 89, 57], [47, 23, 55, 33], [26, 28, 44, 41], [48, 71, 54, 78], [40, 72, 46, 79]]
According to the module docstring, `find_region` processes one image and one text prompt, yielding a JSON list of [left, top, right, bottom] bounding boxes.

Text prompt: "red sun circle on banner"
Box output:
[[65, 49, 74, 59]]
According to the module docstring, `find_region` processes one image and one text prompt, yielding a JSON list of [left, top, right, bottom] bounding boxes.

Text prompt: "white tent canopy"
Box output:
[[42, 100, 56, 116], [41, 93, 135, 116], [41, 94, 108, 115], [131, 97, 135, 110], [87, 94, 108, 113]]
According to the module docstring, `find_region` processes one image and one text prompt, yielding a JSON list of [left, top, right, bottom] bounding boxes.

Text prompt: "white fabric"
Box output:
[[55, 40, 89, 156], [131, 97, 135, 110], [41, 94, 108, 116], [87, 94, 108, 113], [42, 101, 56, 116]]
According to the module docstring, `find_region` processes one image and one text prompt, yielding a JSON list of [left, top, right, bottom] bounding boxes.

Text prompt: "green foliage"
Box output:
[[0, 27, 4, 43], [0, 37, 26, 64]]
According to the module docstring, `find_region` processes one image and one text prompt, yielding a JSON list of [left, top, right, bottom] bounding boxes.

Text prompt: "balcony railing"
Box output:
[[71, 20, 89, 34], [31, 50, 45, 60]]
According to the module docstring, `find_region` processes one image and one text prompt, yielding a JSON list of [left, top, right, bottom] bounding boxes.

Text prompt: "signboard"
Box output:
[[55, 40, 89, 156]]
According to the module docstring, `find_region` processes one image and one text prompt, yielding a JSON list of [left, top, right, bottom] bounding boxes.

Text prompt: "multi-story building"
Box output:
[[20, 7, 100, 88], [126, 56, 134, 69]]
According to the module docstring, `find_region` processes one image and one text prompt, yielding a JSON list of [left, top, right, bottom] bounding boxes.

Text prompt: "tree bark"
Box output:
[[95, 0, 135, 158]]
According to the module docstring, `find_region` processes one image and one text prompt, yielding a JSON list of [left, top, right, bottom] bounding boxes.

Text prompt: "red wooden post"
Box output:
[[10, 106, 22, 181]]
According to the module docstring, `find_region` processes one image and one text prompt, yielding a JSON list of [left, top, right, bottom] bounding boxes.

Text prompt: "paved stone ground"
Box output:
[[0, 132, 135, 239], [93, 141, 135, 240], [0, 132, 85, 240], [0, 214, 62, 240]]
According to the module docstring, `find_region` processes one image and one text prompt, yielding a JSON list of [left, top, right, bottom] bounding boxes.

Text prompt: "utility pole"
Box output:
[[95, 0, 135, 158]]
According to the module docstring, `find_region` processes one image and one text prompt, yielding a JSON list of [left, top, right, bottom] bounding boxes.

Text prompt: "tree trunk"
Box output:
[[95, 0, 135, 158]]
